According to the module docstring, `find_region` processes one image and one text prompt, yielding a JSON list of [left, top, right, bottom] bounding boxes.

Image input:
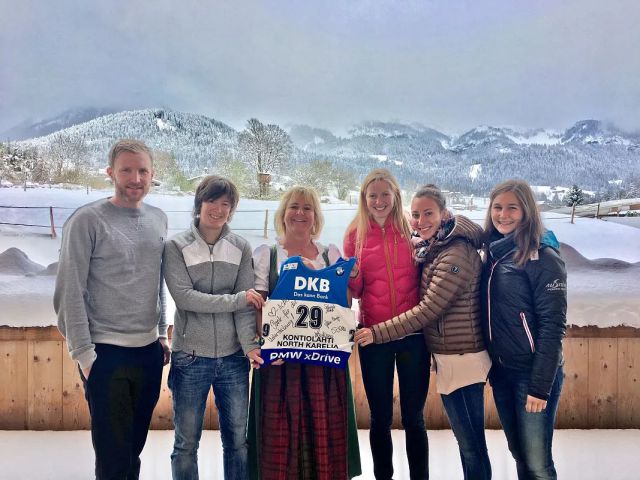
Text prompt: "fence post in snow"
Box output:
[[49, 206, 57, 239], [263, 209, 269, 239], [571, 204, 576, 224], [596, 203, 601, 219]]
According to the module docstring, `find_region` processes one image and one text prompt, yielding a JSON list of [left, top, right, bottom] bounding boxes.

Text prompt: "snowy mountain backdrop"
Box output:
[[8, 109, 640, 194]]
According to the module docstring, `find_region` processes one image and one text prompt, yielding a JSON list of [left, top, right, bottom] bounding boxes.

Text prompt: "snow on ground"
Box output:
[[0, 188, 639, 328], [1, 429, 638, 480]]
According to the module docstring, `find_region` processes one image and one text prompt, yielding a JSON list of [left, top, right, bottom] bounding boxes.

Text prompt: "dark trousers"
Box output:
[[441, 383, 492, 480], [81, 341, 164, 480], [359, 335, 430, 480], [490, 364, 564, 480]]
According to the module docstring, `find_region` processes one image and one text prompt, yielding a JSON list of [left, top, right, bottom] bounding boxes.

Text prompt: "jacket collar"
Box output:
[[190, 220, 230, 246]]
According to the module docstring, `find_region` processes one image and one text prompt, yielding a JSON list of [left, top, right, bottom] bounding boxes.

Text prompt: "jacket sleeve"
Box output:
[[163, 239, 247, 313], [233, 241, 260, 354], [343, 231, 364, 298], [53, 210, 97, 371], [372, 243, 473, 343], [526, 248, 567, 400]]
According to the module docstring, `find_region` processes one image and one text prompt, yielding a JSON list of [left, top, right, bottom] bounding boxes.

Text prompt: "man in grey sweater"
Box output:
[[54, 139, 169, 480]]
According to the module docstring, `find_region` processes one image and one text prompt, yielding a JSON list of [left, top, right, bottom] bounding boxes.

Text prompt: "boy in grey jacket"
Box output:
[[54, 139, 169, 480], [163, 175, 263, 480]]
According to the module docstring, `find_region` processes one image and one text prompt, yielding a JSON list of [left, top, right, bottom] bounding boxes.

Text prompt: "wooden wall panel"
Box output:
[[0, 340, 28, 429], [588, 338, 618, 428], [3, 326, 640, 430], [617, 338, 640, 428], [484, 383, 501, 430], [351, 348, 370, 429], [150, 364, 174, 430], [557, 338, 589, 428], [27, 340, 63, 430], [61, 349, 90, 429]]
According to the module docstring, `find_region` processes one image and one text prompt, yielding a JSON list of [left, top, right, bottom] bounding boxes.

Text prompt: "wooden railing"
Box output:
[[1, 326, 638, 430]]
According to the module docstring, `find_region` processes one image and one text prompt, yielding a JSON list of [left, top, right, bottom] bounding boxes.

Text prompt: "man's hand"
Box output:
[[246, 348, 264, 369], [246, 289, 266, 309], [159, 338, 171, 366], [525, 395, 547, 413], [354, 328, 374, 347], [81, 365, 92, 380]]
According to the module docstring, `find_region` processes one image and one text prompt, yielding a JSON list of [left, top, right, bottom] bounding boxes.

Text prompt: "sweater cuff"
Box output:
[[76, 348, 97, 371], [240, 339, 260, 355], [236, 291, 248, 309]]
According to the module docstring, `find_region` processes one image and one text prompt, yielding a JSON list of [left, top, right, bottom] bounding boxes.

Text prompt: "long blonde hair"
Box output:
[[345, 168, 412, 259], [274, 186, 325, 239], [484, 179, 544, 266]]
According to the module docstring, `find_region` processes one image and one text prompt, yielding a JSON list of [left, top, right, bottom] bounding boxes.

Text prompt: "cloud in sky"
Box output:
[[1, 0, 639, 133]]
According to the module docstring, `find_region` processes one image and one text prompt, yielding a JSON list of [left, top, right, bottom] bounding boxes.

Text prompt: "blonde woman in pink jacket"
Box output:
[[344, 169, 428, 480]]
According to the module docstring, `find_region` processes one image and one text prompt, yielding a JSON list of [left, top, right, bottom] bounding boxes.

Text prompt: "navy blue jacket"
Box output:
[[483, 231, 567, 400]]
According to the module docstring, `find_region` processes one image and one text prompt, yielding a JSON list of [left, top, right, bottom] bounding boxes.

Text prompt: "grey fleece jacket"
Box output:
[[163, 221, 259, 357], [54, 198, 168, 371]]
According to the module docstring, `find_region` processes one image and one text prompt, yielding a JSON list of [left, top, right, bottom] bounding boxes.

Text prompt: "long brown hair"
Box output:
[[484, 179, 544, 266], [345, 168, 412, 259]]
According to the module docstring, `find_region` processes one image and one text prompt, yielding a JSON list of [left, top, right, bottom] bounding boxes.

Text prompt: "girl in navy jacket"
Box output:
[[483, 179, 567, 480]]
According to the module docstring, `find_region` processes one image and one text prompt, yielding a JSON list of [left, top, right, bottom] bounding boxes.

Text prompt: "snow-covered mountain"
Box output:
[[289, 120, 640, 194], [7, 109, 640, 195], [560, 120, 639, 146], [17, 109, 237, 174], [2, 107, 120, 141]]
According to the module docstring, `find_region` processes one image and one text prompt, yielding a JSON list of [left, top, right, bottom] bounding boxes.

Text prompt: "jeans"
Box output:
[[169, 349, 250, 480], [359, 334, 430, 480], [440, 383, 492, 480], [81, 341, 164, 480], [490, 364, 564, 480]]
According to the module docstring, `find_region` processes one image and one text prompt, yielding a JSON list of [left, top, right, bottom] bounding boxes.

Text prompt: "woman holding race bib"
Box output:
[[344, 169, 429, 480], [163, 175, 264, 480], [248, 186, 361, 480]]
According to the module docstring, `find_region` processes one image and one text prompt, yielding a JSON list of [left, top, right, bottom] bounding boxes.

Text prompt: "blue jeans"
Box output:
[[490, 364, 564, 480], [168, 349, 250, 480], [440, 383, 491, 480], [359, 335, 430, 480]]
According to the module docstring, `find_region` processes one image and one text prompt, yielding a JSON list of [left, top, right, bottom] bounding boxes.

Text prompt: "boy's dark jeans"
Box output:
[[80, 341, 164, 480]]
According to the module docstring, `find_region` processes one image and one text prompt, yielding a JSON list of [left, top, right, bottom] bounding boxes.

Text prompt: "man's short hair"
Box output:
[[108, 139, 153, 168], [193, 175, 240, 219]]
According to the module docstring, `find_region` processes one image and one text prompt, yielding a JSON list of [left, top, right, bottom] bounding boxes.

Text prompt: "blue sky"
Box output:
[[1, 0, 639, 134]]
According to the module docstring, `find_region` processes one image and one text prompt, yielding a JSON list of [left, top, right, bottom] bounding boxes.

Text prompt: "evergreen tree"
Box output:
[[566, 184, 585, 206]]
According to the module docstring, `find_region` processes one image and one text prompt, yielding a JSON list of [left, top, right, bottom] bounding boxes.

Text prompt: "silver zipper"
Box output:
[[520, 312, 535, 353]]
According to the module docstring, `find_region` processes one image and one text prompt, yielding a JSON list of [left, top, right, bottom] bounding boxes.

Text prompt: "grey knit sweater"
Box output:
[[54, 198, 168, 370]]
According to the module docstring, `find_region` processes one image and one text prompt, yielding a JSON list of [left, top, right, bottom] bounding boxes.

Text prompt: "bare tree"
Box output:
[[44, 133, 89, 184], [238, 118, 293, 197]]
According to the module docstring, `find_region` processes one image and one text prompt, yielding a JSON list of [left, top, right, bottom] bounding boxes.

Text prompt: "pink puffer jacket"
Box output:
[[344, 218, 420, 327]]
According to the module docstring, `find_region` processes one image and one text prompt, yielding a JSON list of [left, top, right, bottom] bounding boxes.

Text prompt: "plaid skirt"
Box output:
[[248, 363, 361, 480]]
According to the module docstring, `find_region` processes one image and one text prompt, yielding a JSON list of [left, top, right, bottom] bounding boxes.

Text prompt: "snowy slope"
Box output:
[[0, 189, 638, 328]]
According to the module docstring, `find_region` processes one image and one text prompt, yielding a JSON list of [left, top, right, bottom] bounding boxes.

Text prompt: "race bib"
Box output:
[[260, 256, 356, 368]]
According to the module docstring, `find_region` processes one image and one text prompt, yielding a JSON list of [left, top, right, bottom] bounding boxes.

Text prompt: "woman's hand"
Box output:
[[349, 262, 359, 279], [354, 327, 374, 347], [246, 348, 264, 369], [246, 289, 266, 309], [525, 395, 547, 413]]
